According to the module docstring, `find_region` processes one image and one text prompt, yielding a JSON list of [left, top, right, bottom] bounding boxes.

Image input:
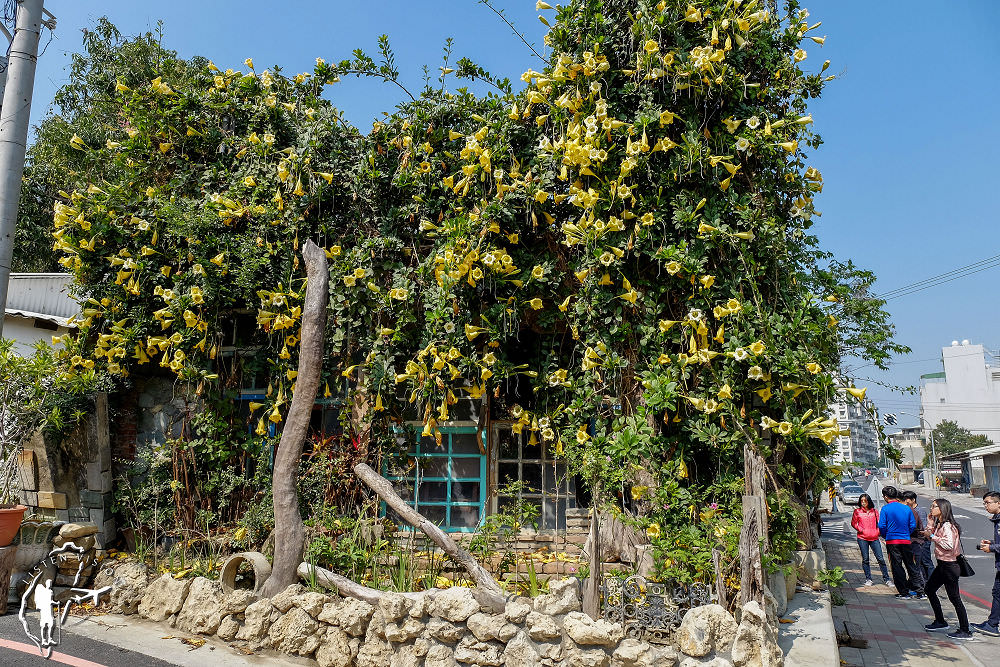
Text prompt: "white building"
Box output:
[[920, 340, 1000, 442], [2, 274, 77, 355], [828, 390, 880, 465], [888, 426, 925, 483]]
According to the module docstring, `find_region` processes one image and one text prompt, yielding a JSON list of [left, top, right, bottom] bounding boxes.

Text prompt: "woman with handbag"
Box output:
[[923, 498, 972, 639]]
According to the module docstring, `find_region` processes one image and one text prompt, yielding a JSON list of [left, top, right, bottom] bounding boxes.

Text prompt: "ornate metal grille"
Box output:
[[601, 575, 714, 643]]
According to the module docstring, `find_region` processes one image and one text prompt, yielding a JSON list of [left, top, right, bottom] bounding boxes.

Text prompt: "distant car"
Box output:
[[839, 483, 864, 505]]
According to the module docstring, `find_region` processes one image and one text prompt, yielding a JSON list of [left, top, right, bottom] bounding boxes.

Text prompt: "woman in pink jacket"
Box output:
[[923, 498, 971, 639], [851, 493, 891, 586]]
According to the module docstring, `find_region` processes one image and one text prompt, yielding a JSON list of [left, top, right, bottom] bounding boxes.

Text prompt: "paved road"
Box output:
[[909, 485, 999, 616], [0, 612, 175, 667]]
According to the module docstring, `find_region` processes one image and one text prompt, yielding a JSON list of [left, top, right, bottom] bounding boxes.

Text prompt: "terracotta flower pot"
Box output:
[[0, 505, 27, 547]]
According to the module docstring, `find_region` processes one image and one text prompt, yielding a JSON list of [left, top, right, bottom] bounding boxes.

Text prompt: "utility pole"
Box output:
[[0, 0, 46, 339]]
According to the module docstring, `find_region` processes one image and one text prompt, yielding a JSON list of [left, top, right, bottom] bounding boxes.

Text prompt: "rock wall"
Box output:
[[93, 559, 784, 667], [18, 393, 116, 548]]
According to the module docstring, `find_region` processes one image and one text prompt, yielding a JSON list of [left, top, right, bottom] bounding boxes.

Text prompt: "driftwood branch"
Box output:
[[353, 462, 503, 597], [261, 240, 329, 598], [296, 562, 505, 612]]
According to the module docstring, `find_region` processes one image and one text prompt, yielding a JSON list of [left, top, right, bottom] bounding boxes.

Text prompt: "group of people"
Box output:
[[850, 486, 1000, 640]]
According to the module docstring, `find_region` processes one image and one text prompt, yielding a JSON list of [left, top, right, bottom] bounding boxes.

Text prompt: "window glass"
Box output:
[[384, 426, 485, 532], [495, 426, 576, 530]]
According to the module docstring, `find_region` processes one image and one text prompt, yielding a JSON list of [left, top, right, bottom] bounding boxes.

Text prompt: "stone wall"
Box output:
[[18, 393, 116, 548], [92, 559, 784, 667]]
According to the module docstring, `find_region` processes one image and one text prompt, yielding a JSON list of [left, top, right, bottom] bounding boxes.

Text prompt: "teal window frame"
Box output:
[[386, 426, 486, 533]]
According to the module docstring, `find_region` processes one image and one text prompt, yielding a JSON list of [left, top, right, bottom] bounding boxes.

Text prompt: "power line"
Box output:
[[876, 252, 1000, 301]]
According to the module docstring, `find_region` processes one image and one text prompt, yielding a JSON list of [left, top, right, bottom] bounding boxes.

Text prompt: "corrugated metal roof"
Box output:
[[5, 273, 79, 320]]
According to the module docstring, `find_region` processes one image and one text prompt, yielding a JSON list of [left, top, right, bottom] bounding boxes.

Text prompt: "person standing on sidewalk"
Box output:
[[851, 493, 892, 587], [878, 485, 919, 599], [922, 498, 971, 640], [902, 490, 932, 584], [971, 491, 1000, 637]]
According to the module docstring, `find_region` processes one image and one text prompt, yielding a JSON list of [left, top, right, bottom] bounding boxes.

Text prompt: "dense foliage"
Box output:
[[24, 0, 907, 587]]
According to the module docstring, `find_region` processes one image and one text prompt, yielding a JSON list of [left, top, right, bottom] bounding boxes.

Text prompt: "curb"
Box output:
[[778, 538, 840, 667]]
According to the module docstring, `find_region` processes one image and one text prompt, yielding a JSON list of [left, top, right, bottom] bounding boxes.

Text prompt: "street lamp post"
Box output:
[[899, 411, 937, 489]]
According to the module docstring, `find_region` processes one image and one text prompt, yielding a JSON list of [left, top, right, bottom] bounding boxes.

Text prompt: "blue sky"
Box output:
[[25, 1, 1000, 434]]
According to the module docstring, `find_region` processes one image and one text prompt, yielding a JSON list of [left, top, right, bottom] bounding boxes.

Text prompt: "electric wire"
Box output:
[[876, 252, 1000, 301]]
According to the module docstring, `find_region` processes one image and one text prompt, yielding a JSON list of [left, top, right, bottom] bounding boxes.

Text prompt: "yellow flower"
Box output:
[[806, 362, 821, 374], [318, 172, 334, 184], [210, 253, 225, 266], [159, 142, 173, 154], [244, 176, 256, 187], [845, 387, 866, 400], [646, 523, 661, 539], [749, 341, 765, 355], [756, 386, 773, 402], [699, 275, 715, 289], [244, 58, 254, 69], [658, 319, 678, 332], [528, 298, 543, 310], [793, 49, 807, 62], [718, 384, 732, 399], [665, 261, 682, 275], [684, 5, 702, 22], [644, 39, 659, 54], [531, 265, 545, 279]]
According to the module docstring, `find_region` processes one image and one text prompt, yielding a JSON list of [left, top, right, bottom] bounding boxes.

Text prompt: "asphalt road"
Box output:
[[910, 485, 999, 616], [0, 610, 176, 667]]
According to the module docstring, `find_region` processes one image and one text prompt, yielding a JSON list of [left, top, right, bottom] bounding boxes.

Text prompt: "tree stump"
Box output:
[[0, 545, 17, 614]]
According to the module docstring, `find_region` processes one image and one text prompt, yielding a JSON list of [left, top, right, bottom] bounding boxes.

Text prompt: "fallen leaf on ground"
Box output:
[[180, 637, 206, 649], [779, 618, 796, 624]]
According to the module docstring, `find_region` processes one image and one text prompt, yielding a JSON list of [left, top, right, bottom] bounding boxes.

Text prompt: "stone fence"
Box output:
[[93, 558, 784, 667]]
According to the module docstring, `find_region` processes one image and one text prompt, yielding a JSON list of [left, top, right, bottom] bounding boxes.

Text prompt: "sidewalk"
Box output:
[[822, 506, 998, 666]]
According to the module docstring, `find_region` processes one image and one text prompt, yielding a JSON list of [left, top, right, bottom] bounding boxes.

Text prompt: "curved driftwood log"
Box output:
[[260, 240, 329, 598], [296, 561, 505, 613], [353, 462, 504, 597]]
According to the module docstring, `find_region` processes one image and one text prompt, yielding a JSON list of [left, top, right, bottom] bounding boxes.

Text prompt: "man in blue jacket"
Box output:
[[972, 491, 1000, 636], [878, 486, 920, 599]]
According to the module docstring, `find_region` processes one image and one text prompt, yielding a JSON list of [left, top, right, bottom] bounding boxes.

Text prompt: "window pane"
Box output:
[[497, 495, 515, 513], [418, 481, 448, 503], [452, 481, 481, 503], [421, 437, 448, 454], [541, 499, 557, 530], [450, 505, 480, 529], [393, 480, 415, 501], [555, 498, 567, 530], [543, 465, 558, 493], [523, 436, 541, 460], [522, 463, 542, 492], [451, 433, 480, 454], [499, 462, 520, 487], [421, 457, 450, 478], [452, 457, 480, 479], [422, 505, 447, 526], [498, 430, 520, 459]]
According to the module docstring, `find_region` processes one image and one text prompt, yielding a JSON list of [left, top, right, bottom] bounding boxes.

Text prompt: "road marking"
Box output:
[[955, 514, 970, 518], [961, 589, 993, 609], [0, 638, 109, 667]]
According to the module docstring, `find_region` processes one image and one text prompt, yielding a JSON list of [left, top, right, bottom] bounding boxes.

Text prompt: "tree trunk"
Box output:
[[583, 494, 602, 619], [353, 462, 503, 596], [260, 240, 328, 597]]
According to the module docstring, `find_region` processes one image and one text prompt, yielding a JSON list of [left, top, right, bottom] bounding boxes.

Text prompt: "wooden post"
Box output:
[[260, 241, 328, 598], [583, 501, 602, 619], [712, 548, 728, 609], [739, 439, 768, 608], [0, 545, 17, 614]]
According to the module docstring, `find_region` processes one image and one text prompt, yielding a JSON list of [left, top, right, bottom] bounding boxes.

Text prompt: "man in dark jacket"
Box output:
[[878, 486, 919, 599], [972, 491, 1000, 636], [902, 490, 931, 587]]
